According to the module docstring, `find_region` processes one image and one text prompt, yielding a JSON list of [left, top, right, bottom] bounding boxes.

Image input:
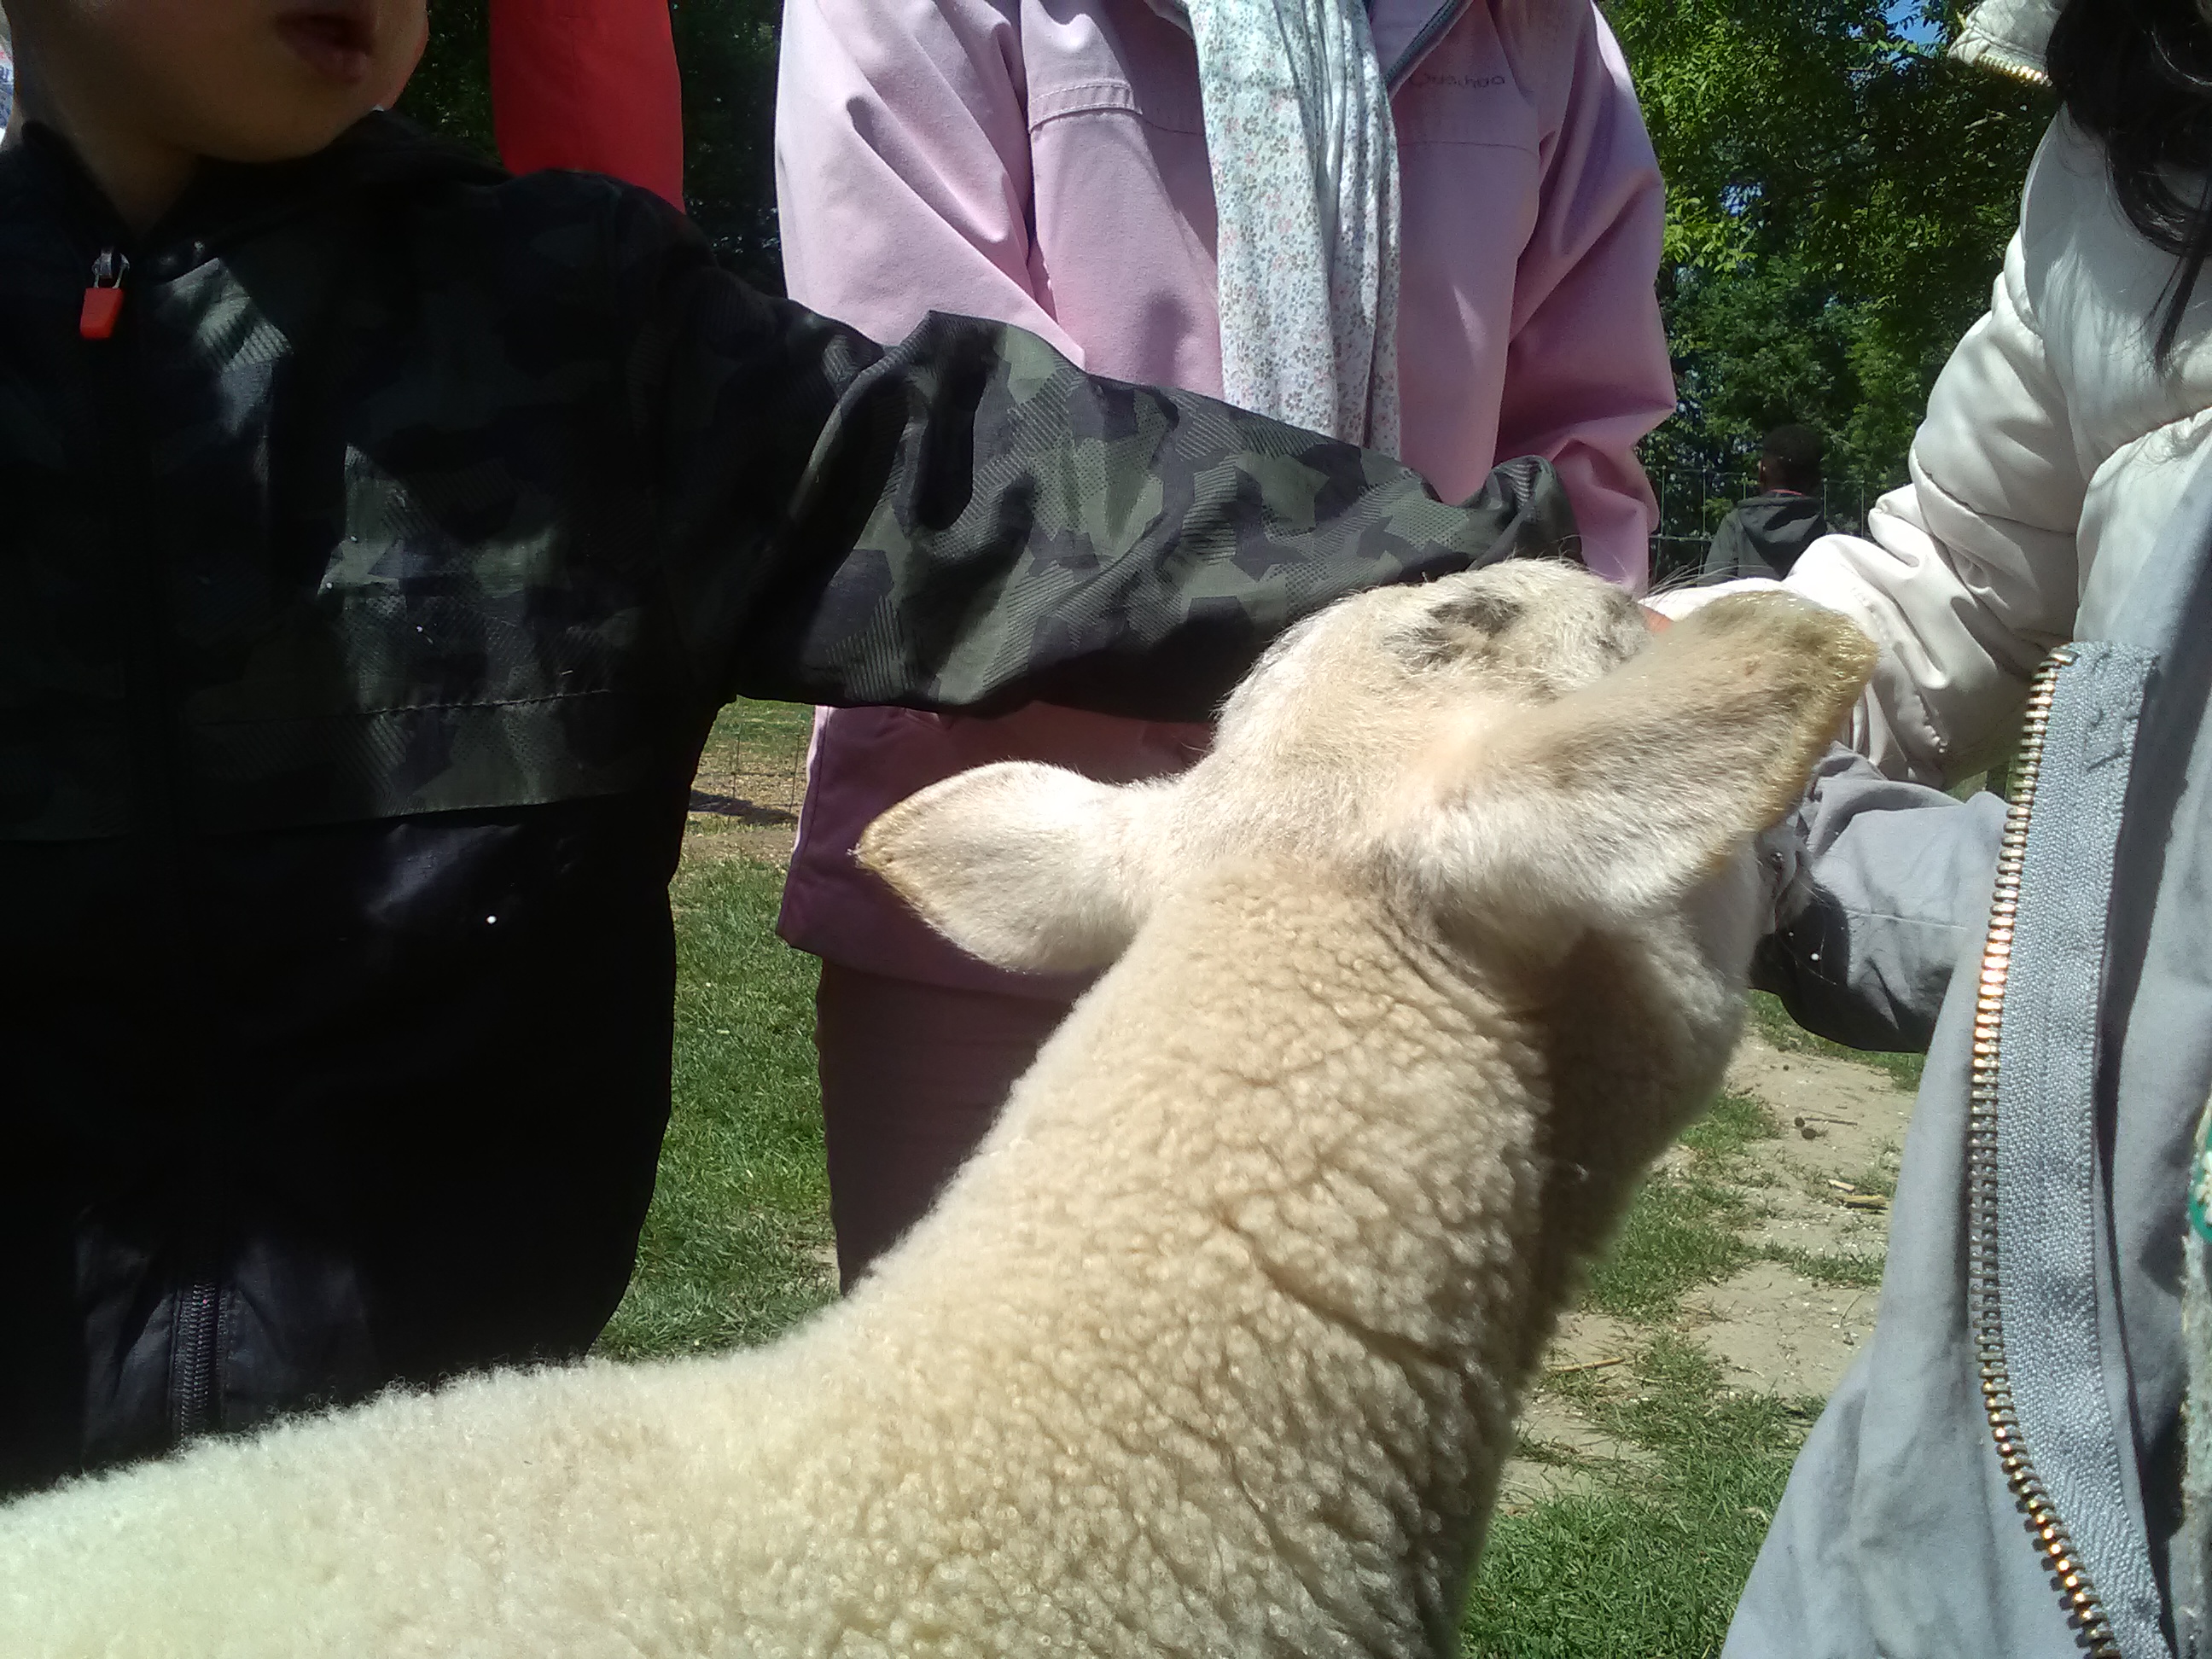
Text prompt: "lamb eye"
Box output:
[[1400, 591, 1525, 669], [1433, 591, 1525, 635]]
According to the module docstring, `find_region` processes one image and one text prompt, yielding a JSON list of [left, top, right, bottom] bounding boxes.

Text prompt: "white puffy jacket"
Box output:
[[1795, 107, 2212, 783], [1665, 0, 2212, 786]]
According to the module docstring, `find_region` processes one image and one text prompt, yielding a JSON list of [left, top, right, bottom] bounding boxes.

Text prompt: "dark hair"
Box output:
[[2048, 0, 2212, 364], [1760, 423, 1823, 492]]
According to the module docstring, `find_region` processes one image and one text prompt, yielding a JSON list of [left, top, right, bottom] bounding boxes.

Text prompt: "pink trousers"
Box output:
[[813, 964, 1072, 1289]]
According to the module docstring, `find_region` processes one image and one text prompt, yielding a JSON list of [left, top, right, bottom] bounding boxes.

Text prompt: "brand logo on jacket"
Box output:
[[1408, 71, 1508, 91]]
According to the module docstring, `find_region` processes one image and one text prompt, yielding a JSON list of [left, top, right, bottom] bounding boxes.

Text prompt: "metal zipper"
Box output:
[[90, 236, 224, 1447], [1965, 647, 2122, 1659], [168, 1274, 223, 1441], [1962, 50, 2053, 91]]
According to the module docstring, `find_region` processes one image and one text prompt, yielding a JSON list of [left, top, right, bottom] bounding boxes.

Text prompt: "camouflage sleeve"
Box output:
[[613, 196, 1580, 721]]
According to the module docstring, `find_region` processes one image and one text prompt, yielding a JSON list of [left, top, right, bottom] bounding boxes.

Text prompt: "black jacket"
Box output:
[[0, 115, 1574, 1490]]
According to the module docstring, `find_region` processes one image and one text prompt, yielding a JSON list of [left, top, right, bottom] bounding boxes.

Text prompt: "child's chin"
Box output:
[[193, 100, 386, 166]]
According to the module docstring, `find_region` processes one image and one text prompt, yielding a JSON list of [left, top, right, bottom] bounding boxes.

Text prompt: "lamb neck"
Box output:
[[839, 854, 1562, 1650]]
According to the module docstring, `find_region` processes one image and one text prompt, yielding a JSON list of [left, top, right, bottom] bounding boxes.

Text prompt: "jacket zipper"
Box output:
[[168, 1274, 224, 1441], [1965, 647, 2122, 1659], [87, 241, 225, 1442], [1959, 46, 2052, 92], [1381, 0, 1470, 90]]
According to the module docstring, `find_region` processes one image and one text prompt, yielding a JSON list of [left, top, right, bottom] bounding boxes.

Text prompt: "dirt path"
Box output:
[[1499, 1032, 1915, 1511]]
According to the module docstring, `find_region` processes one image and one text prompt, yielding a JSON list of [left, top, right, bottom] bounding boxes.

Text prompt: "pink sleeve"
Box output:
[[773, 0, 1080, 356], [1494, 4, 1673, 591], [489, 0, 685, 208]]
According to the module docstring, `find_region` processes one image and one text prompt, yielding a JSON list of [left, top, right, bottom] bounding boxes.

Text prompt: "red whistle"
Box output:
[[81, 249, 128, 341], [80, 287, 125, 340]]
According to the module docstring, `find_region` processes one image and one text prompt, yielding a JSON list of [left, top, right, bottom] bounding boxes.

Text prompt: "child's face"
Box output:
[[24, 0, 428, 164]]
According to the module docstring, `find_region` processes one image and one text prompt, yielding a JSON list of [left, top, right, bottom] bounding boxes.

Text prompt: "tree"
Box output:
[[399, 0, 784, 292], [667, 0, 784, 290], [1607, 0, 2050, 497], [394, 1, 492, 157]]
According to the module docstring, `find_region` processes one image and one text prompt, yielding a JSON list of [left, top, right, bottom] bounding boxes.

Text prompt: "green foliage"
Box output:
[[1610, 0, 2052, 485], [399, 0, 783, 291], [399, 2, 2049, 480], [671, 0, 785, 292], [397, 0, 492, 155]]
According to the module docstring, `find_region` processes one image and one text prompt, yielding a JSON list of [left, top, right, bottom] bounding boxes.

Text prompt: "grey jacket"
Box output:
[[1700, 492, 1830, 584], [1726, 459, 2212, 1659]]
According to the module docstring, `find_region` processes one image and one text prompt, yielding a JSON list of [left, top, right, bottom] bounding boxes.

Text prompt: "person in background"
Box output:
[[773, 0, 1677, 1288], [1698, 422, 1831, 583]]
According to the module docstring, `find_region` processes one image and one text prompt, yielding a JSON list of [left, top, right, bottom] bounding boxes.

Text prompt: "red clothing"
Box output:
[[489, 0, 684, 207]]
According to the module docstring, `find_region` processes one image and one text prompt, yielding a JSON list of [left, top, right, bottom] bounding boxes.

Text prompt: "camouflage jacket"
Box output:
[[0, 114, 1574, 844], [0, 114, 1575, 1486]]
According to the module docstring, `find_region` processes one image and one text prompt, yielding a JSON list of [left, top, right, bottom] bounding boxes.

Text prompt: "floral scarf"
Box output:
[[1144, 0, 1402, 455]]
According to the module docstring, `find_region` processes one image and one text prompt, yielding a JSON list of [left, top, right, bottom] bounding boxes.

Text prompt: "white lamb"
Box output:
[[0, 563, 1872, 1658]]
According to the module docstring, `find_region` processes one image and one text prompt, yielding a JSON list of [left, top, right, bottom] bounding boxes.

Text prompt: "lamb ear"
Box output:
[[1403, 594, 1877, 934], [857, 763, 1161, 974]]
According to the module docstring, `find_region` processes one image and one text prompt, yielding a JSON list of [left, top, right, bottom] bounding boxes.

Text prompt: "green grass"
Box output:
[[596, 857, 835, 1359], [1584, 1175, 1753, 1322], [704, 699, 815, 764], [1680, 1091, 1782, 1160], [1582, 1092, 1773, 1321], [1761, 1247, 1883, 1290], [1463, 1340, 1812, 1659], [1586, 1085, 1889, 1311], [1746, 991, 1925, 1094]]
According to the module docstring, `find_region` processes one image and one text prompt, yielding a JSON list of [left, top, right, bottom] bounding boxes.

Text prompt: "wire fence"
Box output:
[[1648, 469, 1895, 590]]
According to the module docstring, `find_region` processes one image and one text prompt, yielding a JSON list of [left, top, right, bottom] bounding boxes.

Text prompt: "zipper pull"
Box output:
[[80, 248, 129, 341]]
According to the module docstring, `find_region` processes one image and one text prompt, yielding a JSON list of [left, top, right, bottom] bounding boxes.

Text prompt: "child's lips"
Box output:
[[274, 9, 377, 84]]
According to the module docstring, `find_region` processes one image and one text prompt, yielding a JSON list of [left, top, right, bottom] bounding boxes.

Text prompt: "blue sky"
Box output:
[[1888, 2, 1943, 44]]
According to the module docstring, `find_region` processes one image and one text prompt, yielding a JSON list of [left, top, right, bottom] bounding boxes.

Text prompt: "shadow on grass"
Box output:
[[1747, 991, 1925, 1094]]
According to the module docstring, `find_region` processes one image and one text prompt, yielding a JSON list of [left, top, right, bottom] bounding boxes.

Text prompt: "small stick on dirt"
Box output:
[[1839, 1194, 1889, 1212], [1547, 1356, 1628, 1377]]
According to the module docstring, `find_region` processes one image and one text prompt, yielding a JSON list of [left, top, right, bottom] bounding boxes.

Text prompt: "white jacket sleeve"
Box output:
[[1787, 231, 2084, 785]]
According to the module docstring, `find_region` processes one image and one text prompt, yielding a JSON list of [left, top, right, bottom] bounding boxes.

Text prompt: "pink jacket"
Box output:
[[772, 0, 1674, 994]]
